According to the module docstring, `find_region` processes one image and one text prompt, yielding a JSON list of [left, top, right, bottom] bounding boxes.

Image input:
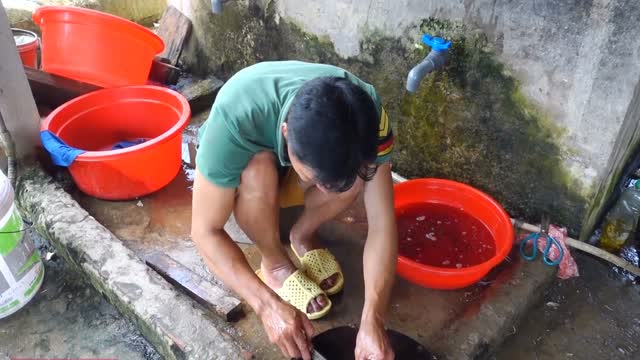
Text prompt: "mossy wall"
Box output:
[[182, 0, 588, 234], [396, 19, 585, 234], [45, 0, 166, 26]]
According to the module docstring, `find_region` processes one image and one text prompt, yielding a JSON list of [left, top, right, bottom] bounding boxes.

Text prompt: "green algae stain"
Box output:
[[394, 18, 585, 233], [184, 0, 276, 78]]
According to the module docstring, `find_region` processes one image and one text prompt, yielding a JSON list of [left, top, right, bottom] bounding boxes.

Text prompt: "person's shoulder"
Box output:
[[230, 61, 329, 78], [257, 61, 355, 79], [212, 62, 284, 111], [222, 61, 358, 87]]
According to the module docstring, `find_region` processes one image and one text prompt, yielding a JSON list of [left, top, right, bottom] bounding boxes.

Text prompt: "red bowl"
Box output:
[[33, 6, 164, 87], [41, 86, 190, 200], [394, 179, 513, 289]]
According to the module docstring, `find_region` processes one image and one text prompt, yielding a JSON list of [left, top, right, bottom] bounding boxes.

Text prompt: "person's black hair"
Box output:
[[286, 76, 379, 192]]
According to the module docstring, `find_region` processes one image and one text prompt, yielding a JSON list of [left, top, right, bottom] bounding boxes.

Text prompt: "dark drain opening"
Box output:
[[312, 326, 437, 359]]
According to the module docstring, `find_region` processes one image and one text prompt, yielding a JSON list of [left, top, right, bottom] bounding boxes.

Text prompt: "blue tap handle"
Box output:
[[422, 33, 452, 52]]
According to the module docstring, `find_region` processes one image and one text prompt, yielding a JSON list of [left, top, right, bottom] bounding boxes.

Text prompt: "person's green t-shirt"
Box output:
[[196, 61, 394, 188]]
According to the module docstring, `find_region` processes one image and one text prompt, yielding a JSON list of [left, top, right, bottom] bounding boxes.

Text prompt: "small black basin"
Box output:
[[312, 326, 437, 359]]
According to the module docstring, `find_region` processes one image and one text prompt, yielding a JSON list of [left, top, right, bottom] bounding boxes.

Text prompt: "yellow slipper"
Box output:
[[256, 268, 332, 320], [291, 245, 344, 296]]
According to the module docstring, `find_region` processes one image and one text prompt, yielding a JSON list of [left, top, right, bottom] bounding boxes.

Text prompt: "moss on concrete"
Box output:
[[392, 18, 586, 233], [45, 0, 165, 26], [184, 6, 587, 233], [7, 7, 40, 33], [182, 0, 276, 77]]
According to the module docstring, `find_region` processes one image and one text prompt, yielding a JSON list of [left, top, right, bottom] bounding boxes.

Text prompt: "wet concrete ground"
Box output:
[[76, 178, 535, 358], [5, 230, 639, 360], [32, 109, 640, 359], [495, 252, 640, 360], [0, 230, 159, 360], [66, 111, 552, 358]]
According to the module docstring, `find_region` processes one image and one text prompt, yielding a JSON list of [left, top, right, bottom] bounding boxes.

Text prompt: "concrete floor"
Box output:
[[74, 155, 640, 360], [495, 252, 640, 360], [4, 231, 639, 359], [0, 230, 159, 360], [67, 112, 550, 358], [25, 110, 640, 359], [75, 170, 537, 358]]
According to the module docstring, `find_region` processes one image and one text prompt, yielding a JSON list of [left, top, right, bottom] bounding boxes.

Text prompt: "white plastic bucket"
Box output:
[[0, 171, 44, 319]]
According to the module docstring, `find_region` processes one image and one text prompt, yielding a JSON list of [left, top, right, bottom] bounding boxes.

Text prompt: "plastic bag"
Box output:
[[541, 225, 579, 279], [519, 225, 579, 279]]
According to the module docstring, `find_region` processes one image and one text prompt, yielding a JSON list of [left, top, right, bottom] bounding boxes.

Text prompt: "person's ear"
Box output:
[[281, 122, 288, 139], [316, 183, 329, 194]]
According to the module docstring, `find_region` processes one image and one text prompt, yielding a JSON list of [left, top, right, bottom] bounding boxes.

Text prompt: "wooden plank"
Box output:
[[156, 5, 192, 66], [176, 76, 224, 114], [145, 251, 244, 322], [148, 57, 182, 85], [24, 66, 102, 108]]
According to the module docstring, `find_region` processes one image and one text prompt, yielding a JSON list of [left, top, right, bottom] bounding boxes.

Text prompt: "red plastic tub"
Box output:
[[12, 28, 38, 68], [394, 179, 513, 289], [33, 6, 164, 87], [41, 86, 190, 200]]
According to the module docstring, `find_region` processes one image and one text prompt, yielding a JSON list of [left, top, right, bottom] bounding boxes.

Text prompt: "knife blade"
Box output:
[[312, 349, 328, 360]]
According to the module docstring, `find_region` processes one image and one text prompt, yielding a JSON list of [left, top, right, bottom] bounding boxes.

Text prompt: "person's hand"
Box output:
[[355, 318, 394, 360], [259, 297, 314, 360]]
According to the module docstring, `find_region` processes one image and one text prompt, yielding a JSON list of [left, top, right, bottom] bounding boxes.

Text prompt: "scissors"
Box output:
[[519, 214, 564, 266]]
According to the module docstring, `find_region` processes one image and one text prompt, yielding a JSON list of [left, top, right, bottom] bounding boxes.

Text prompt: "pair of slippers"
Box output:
[[256, 245, 344, 320]]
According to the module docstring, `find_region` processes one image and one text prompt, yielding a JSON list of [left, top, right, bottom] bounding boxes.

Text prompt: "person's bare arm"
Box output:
[[355, 162, 397, 360], [191, 169, 313, 360], [191, 168, 274, 311]]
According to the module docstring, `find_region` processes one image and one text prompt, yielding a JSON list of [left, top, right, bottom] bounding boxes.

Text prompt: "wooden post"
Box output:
[[0, 3, 40, 160]]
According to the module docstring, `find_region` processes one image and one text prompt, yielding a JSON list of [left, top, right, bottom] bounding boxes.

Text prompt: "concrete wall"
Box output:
[[2, 0, 635, 234], [175, 0, 640, 234], [264, 0, 640, 193], [0, 3, 40, 160], [582, 73, 640, 240]]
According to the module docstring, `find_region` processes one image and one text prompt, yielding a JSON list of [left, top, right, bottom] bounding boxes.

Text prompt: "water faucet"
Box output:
[[406, 34, 452, 93]]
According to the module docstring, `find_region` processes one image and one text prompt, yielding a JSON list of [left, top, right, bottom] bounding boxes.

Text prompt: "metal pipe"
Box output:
[[211, 0, 223, 13], [0, 111, 17, 188], [406, 49, 449, 93], [406, 33, 452, 93]]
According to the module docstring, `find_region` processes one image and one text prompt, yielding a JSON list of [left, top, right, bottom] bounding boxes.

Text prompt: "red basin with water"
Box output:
[[394, 178, 513, 289], [41, 86, 190, 200]]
